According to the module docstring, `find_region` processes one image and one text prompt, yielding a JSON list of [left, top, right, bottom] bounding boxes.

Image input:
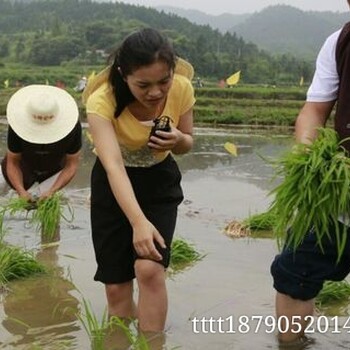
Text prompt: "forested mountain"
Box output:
[[0, 0, 312, 83], [156, 6, 249, 33], [230, 5, 350, 59], [157, 4, 350, 60]]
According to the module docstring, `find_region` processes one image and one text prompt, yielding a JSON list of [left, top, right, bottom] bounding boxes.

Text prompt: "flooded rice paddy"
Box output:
[[0, 126, 349, 349]]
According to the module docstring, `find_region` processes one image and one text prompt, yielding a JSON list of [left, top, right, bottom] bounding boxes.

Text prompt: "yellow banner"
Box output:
[[224, 142, 238, 156], [226, 71, 241, 86]]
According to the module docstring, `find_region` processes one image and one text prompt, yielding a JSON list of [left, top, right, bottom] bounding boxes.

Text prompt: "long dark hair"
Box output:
[[108, 28, 176, 118]]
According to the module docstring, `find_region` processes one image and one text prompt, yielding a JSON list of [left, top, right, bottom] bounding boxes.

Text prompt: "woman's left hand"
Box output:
[[39, 190, 54, 201]]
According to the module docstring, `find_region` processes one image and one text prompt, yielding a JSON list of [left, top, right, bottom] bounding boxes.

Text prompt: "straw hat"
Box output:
[[6, 85, 79, 144], [174, 57, 194, 80]]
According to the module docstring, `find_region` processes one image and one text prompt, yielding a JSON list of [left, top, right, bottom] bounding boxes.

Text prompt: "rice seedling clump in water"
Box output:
[[269, 128, 350, 260], [316, 280, 350, 309], [0, 243, 45, 287], [243, 210, 277, 231], [32, 193, 72, 241], [0, 192, 73, 242], [170, 238, 203, 268]]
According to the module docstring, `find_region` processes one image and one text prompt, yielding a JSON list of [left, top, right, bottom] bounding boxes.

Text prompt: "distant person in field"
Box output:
[[74, 76, 87, 92], [195, 76, 203, 88], [270, 0, 350, 346]]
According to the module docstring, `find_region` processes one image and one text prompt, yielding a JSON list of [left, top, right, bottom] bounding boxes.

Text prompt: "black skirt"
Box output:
[[90, 154, 184, 284]]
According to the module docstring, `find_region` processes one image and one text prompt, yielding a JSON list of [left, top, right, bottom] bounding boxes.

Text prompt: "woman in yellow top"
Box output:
[[84, 27, 195, 333]]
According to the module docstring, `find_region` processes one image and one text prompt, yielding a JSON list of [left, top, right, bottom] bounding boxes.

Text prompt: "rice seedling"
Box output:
[[76, 298, 109, 350], [268, 128, 350, 261], [0, 218, 5, 244], [316, 280, 350, 310], [0, 192, 74, 242], [77, 298, 151, 350], [0, 198, 28, 235], [243, 210, 277, 231], [0, 243, 46, 288], [32, 193, 74, 241], [109, 317, 150, 350], [170, 238, 204, 270], [223, 210, 277, 239]]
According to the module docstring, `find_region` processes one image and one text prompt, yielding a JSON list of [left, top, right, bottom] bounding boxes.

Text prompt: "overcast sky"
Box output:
[[117, 0, 349, 15]]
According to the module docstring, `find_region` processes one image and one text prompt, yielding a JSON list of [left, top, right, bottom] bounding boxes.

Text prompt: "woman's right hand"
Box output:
[[132, 219, 166, 261]]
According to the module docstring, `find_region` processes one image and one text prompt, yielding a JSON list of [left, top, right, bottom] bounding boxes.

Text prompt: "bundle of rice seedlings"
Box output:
[[269, 128, 350, 260], [316, 280, 350, 309], [0, 198, 29, 236], [170, 238, 204, 269], [32, 193, 73, 241], [0, 193, 73, 241], [243, 210, 277, 231], [0, 243, 45, 287], [224, 211, 276, 239]]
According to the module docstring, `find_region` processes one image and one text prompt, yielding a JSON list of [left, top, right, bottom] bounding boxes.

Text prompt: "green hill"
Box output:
[[155, 4, 350, 60], [0, 0, 313, 84], [230, 5, 349, 59], [156, 5, 250, 33]]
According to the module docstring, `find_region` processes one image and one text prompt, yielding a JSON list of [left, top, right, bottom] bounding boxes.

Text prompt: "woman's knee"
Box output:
[[105, 281, 133, 300], [134, 259, 165, 285]]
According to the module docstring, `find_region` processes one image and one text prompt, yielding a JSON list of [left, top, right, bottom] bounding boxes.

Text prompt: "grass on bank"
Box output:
[[194, 85, 308, 100]]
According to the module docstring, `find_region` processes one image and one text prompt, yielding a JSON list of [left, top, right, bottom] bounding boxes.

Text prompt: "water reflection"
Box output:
[[1, 246, 80, 349]]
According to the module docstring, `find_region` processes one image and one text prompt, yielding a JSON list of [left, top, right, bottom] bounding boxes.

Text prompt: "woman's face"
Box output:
[[125, 60, 174, 110]]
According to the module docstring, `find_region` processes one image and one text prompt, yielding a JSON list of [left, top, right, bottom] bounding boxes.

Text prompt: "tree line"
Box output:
[[0, 0, 313, 84]]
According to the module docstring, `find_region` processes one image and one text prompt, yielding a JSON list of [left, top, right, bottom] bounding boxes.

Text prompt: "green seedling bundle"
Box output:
[[269, 128, 350, 260], [243, 210, 277, 231], [0, 242, 45, 288], [0, 192, 73, 241], [170, 238, 203, 268]]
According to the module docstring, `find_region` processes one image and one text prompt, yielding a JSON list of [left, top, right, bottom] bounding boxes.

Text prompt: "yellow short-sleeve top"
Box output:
[[86, 74, 195, 167]]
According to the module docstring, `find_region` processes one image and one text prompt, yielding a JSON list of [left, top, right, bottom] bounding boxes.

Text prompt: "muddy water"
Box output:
[[0, 126, 349, 349]]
